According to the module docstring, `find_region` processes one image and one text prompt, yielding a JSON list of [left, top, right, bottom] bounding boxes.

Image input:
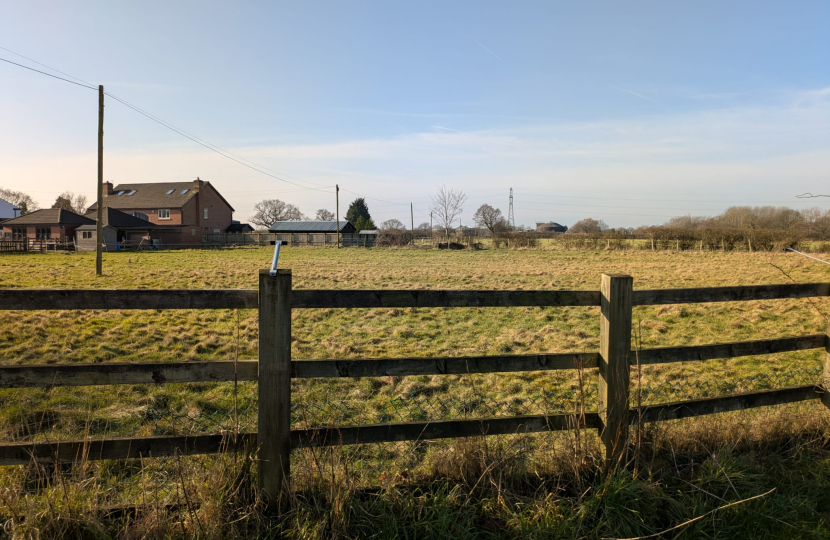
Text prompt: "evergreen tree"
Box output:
[[346, 198, 373, 225]]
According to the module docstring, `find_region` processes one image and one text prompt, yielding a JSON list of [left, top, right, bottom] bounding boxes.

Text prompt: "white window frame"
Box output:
[[158, 209, 171, 219]]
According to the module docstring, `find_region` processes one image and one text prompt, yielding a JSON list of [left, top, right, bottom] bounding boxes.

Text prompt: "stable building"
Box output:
[[268, 221, 357, 246]]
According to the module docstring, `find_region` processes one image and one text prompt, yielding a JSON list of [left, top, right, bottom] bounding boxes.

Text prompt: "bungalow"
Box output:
[[268, 221, 357, 246], [75, 207, 182, 251], [1, 208, 93, 246], [88, 178, 235, 244]]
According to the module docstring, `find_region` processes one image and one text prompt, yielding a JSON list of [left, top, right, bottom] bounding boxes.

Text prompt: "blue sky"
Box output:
[[1, 1, 828, 227]]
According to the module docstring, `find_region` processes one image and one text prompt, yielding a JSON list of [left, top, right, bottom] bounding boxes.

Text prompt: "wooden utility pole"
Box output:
[[410, 202, 415, 247], [430, 211, 433, 247], [336, 184, 340, 248], [96, 85, 104, 276]]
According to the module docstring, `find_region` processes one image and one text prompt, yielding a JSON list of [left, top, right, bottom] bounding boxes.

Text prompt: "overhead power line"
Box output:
[[0, 56, 96, 90], [0, 50, 332, 193]]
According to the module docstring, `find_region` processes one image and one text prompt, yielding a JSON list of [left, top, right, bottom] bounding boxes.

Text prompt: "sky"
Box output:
[[0, 1, 829, 228]]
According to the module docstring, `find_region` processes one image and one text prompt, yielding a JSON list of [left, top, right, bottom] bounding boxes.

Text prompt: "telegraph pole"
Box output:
[[430, 212, 433, 247], [335, 184, 340, 248], [410, 202, 415, 246], [96, 85, 104, 276]]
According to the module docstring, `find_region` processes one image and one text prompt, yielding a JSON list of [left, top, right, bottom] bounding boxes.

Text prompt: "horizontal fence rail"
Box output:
[[636, 334, 827, 365], [632, 282, 830, 305], [633, 385, 822, 423], [0, 289, 258, 310], [1, 333, 824, 388], [292, 289, 602, 308], [291, 352, 600, 378], [0, 384, 821, 465], [1, 282, 828, 311]]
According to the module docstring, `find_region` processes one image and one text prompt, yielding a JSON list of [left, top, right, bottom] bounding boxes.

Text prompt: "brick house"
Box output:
[[1, 208, 94, 245], [87, 178, 235, 244]]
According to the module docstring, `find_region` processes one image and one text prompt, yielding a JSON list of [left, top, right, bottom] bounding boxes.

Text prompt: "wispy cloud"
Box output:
[[609, 85, 663, 106], [469, 38, 502, 61]]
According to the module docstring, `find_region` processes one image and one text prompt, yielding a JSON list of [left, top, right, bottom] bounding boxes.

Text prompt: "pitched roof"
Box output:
[[2, 208, 95, 226], [225, 223, 254, 232], [77, 207, 182, 230], [268, 221, 352, 233], [87, 181, 234, 212]]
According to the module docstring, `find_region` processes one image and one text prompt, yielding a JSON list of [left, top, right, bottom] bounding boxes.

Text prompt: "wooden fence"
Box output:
[[0, 273, 828, 505]]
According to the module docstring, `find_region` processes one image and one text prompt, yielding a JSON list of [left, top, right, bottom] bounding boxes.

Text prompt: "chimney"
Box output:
[[103, 182, 113, 196], [193, 177, 203, 191]]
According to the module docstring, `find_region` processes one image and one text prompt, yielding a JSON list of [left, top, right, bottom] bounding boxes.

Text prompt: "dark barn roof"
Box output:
[[268, 221, 355, 233], [226, 223, 254, 233], [2, 208, 94, 226], [77, 208, 181, 231]]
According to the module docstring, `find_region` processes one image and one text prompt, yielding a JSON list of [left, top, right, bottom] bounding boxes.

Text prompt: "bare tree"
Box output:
[[52, 191, 88, 214], [429, 185, 467, 241], [568, 218, 608, 234], [472, 204, 507, 236], [0, 187, 39, 215], [315, 209, 335, 221], [380, 218, 405, 230], [250, 199, 306, 229]]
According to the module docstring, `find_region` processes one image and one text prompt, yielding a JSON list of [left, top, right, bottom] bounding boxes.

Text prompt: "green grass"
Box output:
[[0, 247, 829, 538]]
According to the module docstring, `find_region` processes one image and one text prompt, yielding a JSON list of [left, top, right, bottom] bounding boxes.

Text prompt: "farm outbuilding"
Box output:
[[535, 222, 568, 233], [268, 221, 358, 246], [75, 207, 182, 251]]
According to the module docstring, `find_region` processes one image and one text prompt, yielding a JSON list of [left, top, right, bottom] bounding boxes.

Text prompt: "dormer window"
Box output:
[[117, 190, 126, 196], [180, 189, 189, 195], [127, 190, 136, 196], [165, 189, 175, 195]]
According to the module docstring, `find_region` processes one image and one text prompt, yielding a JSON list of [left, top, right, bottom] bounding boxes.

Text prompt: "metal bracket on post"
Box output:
[[269, 240, 282, 276]]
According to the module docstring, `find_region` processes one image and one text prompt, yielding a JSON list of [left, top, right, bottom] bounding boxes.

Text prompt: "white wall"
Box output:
[[0, 198, 19, 220]]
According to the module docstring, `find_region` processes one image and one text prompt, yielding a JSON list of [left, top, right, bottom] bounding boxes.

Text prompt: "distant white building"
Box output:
[[0, 198, 20, 221]]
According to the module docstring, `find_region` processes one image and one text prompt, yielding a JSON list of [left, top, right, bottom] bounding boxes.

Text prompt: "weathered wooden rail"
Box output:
[[0, 274, 828, 505]]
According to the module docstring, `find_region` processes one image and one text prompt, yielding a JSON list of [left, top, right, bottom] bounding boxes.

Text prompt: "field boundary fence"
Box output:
[[0, 273, 828, 505]]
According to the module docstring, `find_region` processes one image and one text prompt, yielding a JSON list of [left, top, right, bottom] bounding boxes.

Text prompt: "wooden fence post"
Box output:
[[823, 327, 830, 410], [258, 268, 292, 504], [598, 273, 633, 468]]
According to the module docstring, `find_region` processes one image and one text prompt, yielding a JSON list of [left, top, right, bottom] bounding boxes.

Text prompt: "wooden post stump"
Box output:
[[598, 274, 633, 468], [823, 327, 830, 410]]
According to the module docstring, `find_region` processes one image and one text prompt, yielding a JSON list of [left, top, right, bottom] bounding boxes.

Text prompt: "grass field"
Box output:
[[1, 247, 829, 538]]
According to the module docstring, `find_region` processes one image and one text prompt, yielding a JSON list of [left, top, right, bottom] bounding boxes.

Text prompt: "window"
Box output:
[[127, 190, 136, 196], [82, 231, 93, 239], [117, 190, 126, 196], [214, 229, 221, 233], [158, 209, 171, 219], [36, 227, 51, 240], [180, 189, 189, 195], [165, 189, 175, 195], [12, 227, 25, 240], [204, 208, 209, 219], [191, 228, 196, 236]]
